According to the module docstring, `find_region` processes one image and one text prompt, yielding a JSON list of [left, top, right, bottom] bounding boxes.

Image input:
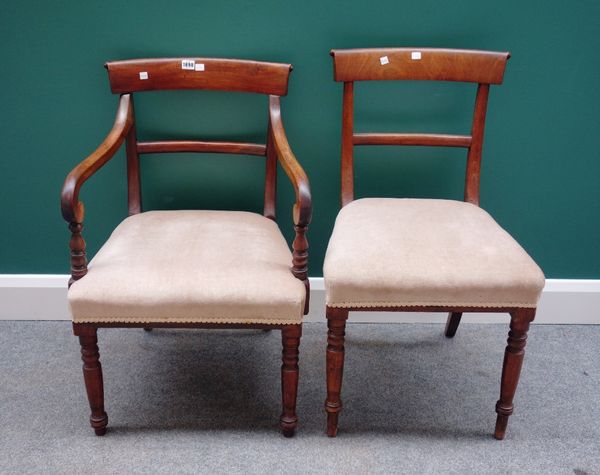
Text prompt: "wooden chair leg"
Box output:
[[444, 312, 463, 338], [325, 307, 349, 437], [494, 308, 536, 440], [280, 324, 302, 437], [76, 326, 108, 436]]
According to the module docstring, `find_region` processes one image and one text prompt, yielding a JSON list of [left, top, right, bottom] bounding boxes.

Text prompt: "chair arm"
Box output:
[[60, 94, 133, 286], [268, 95, 312, 313], [61, 94, 134, 223], [268, 95, 312, 227]]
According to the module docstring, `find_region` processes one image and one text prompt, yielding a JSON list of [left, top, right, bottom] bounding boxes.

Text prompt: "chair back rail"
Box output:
[[106, 58, 292, 96], [331, 48, 509, 84], [353, 133, 472, 148], [331, 47, 509, 207], [136, 140, 267, 156]]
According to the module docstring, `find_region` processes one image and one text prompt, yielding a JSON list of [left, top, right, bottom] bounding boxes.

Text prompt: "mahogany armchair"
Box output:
[[323, 48, 545, 439], [61, 57, 311, 437]]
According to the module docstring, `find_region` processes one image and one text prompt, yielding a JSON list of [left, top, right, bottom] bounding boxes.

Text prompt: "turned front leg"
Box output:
[[77, 327, 108, 436], [280, 324, 302, 437], [494, 308, 536, 440], [325, 307, 348, 437]]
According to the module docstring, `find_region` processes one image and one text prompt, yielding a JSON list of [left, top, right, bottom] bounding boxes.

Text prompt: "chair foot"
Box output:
[[325, 307, 348, 437], [143, 327, 153, 332], [91, 413, 109, 436], [76, 326, 109, 436], [281, 422, 297, 438], [494, 308, 536, 439], [326, 411, 339, 437], [494, 413, 509, 440], [280, 325, 301, 437], [444, 312, 462, 338]]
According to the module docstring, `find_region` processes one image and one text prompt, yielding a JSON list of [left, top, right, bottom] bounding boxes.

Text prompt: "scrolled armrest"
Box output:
[[268, 95, 312, 227], [61, 94, 134, 223], [268, 95, 312, 313], [61, 94, 133, 286]]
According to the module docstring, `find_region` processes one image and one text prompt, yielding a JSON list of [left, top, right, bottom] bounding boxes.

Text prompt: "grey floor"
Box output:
[[0, 321, 599, 474]]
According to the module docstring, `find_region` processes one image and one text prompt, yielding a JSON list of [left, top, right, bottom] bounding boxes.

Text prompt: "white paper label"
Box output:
[[195, 63, 205, 71], [379, 55, 390, 65], [139, 71, 148, 80], [411, 51, 422, 60], [181, 59, 195, 70]]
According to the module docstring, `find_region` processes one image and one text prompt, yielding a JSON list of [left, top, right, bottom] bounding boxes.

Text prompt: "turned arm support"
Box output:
[[268, 95, 312, 292], [60, 94, 134, 284]]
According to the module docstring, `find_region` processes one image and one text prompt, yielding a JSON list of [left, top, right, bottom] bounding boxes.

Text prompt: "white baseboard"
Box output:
[[0, 275, 599, 324]]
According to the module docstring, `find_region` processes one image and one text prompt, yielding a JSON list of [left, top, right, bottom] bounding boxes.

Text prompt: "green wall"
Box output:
[[1, 0, 599, 277]]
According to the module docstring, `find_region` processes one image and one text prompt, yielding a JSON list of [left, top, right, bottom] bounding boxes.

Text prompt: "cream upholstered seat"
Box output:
[[69, 210, 306, 324], [324, 198, 545, 309]]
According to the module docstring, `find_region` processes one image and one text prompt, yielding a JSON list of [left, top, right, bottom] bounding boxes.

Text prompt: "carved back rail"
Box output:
[[330, 48, 510, 207], [62, 58, 310, 307]]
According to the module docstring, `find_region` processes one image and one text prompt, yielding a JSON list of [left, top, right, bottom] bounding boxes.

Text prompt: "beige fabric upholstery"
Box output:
[[324, 198, 545, 309], [68, 211, 305, 324]]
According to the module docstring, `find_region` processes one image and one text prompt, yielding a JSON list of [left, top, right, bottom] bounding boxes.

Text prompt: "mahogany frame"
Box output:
[[61, 57, 311, 437], [325, 48, 535, 440]]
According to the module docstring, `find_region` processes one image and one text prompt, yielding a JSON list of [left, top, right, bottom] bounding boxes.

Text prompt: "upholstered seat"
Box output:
[[69, 210, 306, 324], [324, 198, 545, 309]]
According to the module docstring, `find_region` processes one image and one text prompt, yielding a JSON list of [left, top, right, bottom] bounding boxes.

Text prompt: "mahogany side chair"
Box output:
[[323, 48, 545, 439], [61, 57, 311, 437]]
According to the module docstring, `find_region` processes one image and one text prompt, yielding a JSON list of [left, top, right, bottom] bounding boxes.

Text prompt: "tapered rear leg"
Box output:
[[494, 308, 536, 440], [444, 312, 463, 338], [325, 307, 349, 437], [280, 324, 302, 437], [74, 325, 108, 436]]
